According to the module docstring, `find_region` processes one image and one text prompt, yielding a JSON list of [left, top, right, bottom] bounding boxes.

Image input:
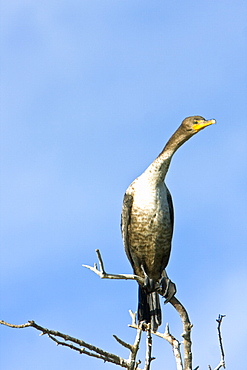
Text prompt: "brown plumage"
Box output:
[[121, 116, 216, 331]]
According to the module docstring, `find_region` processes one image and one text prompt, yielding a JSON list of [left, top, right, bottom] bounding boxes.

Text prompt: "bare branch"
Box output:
[[47, 333, 112, 361], [1, 320, 129, 368], [144, 324, 154, 370], [0, 320, 32, 329], [214, 362, 225, 370], [129, 310, 137, 326], [210, 315, 226, 370], [129, 318, 183, 370], [208, 315, 226, 370], [153, 323, 183, 370], [2, 251, 226, 370], [169, 297, 193, 370], [87, 251, 191, 370], [95, 248, 106, 273], [216, 315, 226, 369], [82, 249, 143, 284], [1, 317, 146, 370], [113, 334, 133, 351], [127, 316, 143, 370]]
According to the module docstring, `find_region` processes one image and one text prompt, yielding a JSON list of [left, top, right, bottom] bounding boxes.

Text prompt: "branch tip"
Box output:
[[165, 323, 170, 335], [113, 334, 132, 350]]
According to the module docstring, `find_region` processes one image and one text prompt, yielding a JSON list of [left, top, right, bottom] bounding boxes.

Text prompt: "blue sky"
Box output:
[[1, 1, 247, 369]]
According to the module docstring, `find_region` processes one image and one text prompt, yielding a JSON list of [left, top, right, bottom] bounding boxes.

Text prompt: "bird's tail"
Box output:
[[138, 286, 161, 332]]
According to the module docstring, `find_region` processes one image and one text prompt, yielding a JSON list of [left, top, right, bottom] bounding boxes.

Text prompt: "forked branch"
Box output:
[[153, 323, 183, 370], [82, 249, 143, 285], [1, 249, 226, 370], [85, 249, 192, 370], [0, 320, 129, 368]]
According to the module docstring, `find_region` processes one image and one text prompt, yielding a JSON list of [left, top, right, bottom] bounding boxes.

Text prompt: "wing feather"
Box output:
[[121, 193, 134, 267], [166, 188, 174, 234]]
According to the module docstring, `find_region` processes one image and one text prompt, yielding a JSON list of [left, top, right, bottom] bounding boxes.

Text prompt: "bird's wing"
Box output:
[[166, 188, 174, 234], [121, 192, 134, 266]]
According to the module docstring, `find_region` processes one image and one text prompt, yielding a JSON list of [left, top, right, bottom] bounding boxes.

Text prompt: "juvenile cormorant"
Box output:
[[121, 116, 216, 331]]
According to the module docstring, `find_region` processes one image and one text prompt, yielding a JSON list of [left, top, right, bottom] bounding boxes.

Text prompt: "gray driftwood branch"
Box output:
[[1, 249, 226, 370], [83, 249, 226, 370], [129, 316, 184, 370], [82, 249, 143, 285], [153, 323, 183, 370], [84, 249, 192, 370], [169, 297, 193, 370], [0, 319, 143, 370]]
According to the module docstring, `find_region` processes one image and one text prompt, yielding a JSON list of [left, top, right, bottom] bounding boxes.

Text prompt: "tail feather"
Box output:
[[138, 286, 161, 332]]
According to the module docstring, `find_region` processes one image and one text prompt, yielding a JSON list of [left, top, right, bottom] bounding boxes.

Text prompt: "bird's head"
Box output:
[[182, 116, 216, 134], [161, 115, 216, 156]]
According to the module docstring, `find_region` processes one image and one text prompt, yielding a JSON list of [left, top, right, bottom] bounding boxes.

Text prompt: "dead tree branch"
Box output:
[[153, 323, 183, 370], [85, 249, 192, 370], [208, 315, 226, 370], [216, 315, 226, 369], [144, 323, 154, 370], [82, 249, 143, 285], [1, 250, 226, 370], [129, 318, 183, 370], [0, 319, 143, 369], [169, 297, 193, 370]]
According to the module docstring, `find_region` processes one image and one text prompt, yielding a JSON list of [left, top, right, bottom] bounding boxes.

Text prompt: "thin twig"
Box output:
[[128, 321, 143, 370], [211, 315, 226, 370], [113, 334, 133, 351], [1, 317, 146, 370], [144, 324, 154, 370], [47, 333, 113, 361], [129, 320, 183, 370], [0, 320, 129, 368], [96, 248, 106, 273], [129, 310, 137, 326], [153, 323, 183, 370], [208, 315, 226, 370], [82, 249, 143, 284], [0, 320, 32, 329], [214, 362, 225, 370], [216, 315, 226, 369]]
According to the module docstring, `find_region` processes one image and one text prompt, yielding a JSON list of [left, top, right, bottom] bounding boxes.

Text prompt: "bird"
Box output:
[[121, 116, 216, 331]]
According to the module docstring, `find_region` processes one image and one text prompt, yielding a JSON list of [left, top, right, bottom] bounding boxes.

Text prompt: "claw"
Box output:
[[164, 280, 176, 303], [160, 274, 176, 303], [141, 265, 155, 292]]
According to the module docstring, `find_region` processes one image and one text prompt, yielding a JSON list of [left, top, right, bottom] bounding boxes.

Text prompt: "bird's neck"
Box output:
[[143, 125, 191, 183]]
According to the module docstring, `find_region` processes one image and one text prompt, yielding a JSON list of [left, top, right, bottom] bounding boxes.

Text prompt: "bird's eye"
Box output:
[[194, 119, 198, 124]]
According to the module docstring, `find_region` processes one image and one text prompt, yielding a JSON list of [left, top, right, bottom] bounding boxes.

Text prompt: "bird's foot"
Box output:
[[139, 320, 149, 331], [141, 266, 155, 293], [160, 276, 176, 304]]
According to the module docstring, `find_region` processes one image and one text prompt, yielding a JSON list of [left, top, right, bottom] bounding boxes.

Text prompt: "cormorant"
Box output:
[[121, 116, 216, 331]]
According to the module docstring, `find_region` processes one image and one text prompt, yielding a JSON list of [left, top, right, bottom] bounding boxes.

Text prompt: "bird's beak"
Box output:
[[193, 119, 216, 132]]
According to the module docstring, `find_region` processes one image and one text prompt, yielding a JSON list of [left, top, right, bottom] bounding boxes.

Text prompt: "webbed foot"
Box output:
[[141, 265, 156, 292], [160, 272, 176, 303]]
